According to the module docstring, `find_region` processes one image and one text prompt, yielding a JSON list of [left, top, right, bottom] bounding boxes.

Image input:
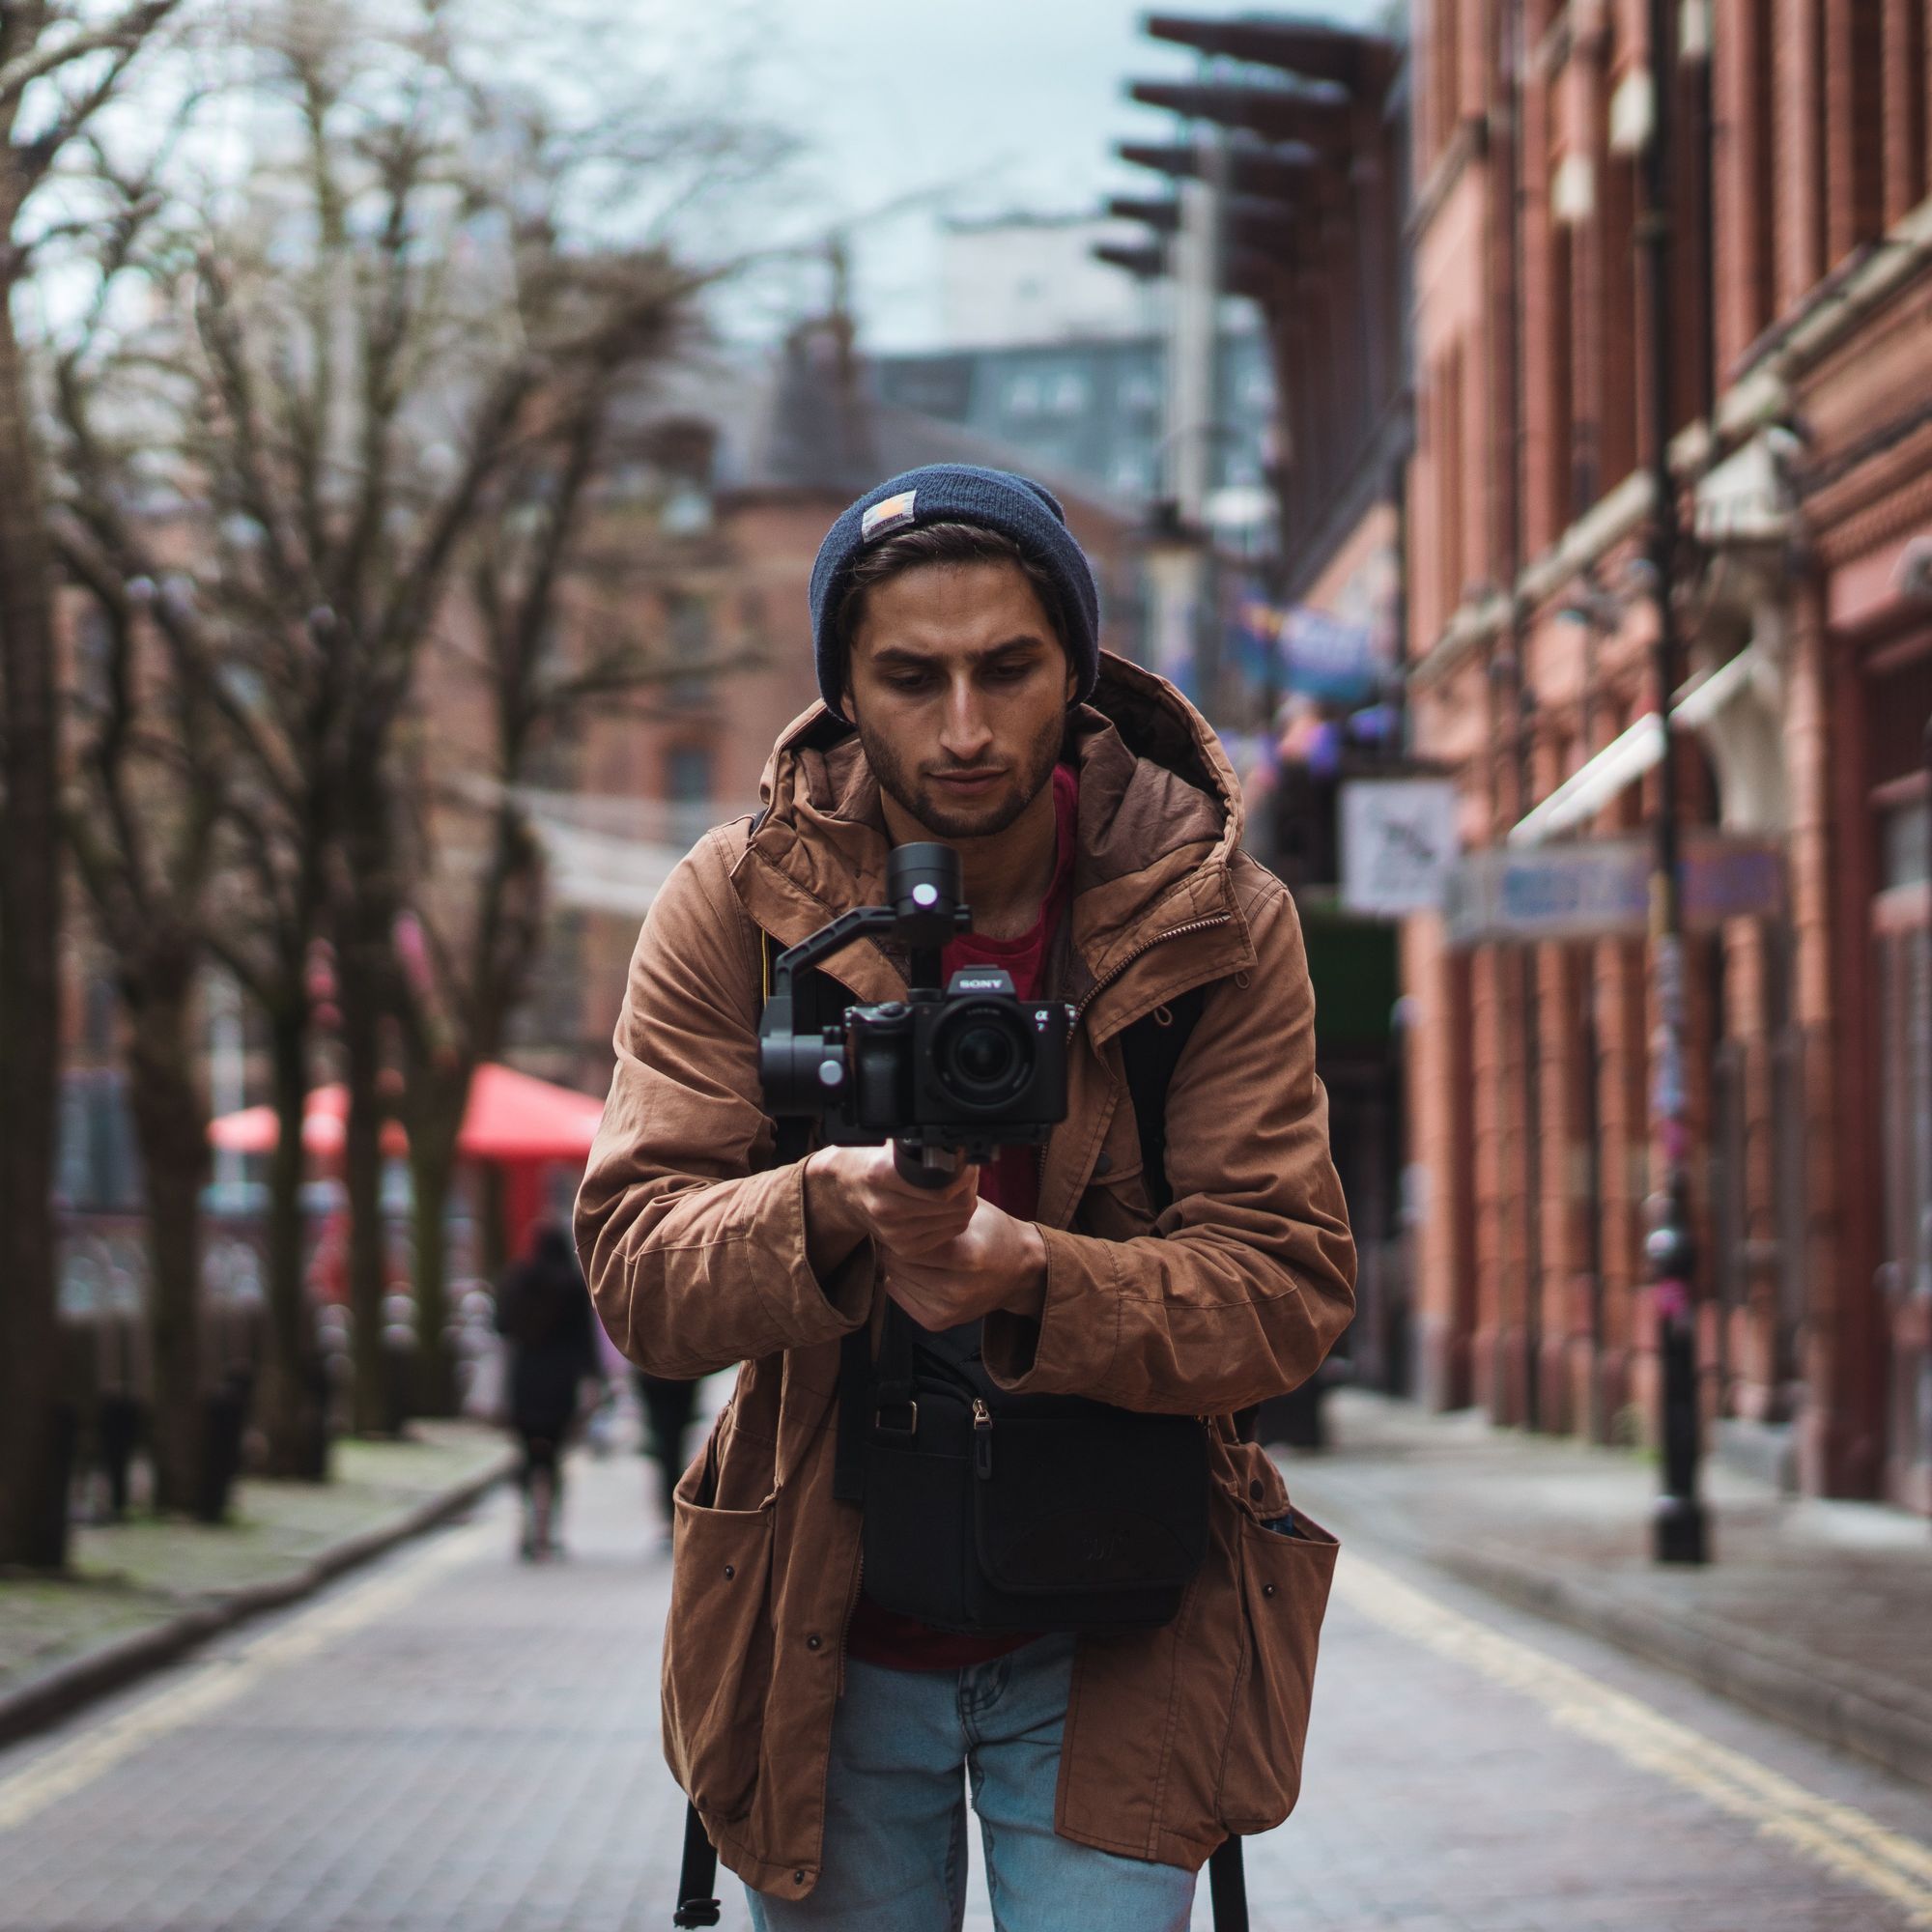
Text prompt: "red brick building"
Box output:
[[1402, 0, 1932, 1509]]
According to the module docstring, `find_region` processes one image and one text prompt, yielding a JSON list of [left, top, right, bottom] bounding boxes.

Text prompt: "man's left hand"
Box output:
[[877, 1177, 1047, 1329]]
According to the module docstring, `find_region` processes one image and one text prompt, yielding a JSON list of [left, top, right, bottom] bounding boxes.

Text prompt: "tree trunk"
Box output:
[[123, 966, 209, 1513], [406, 1065, 471, 1417], [259, 1005, 324, 1477], [339, 960, 390, 1435], [0, 273, 68, 1565]]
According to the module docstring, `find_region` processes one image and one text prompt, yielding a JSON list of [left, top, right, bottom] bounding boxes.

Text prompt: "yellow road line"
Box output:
[[0, 1517, 494, 1834], [1334, 1550, 1932, 1926]]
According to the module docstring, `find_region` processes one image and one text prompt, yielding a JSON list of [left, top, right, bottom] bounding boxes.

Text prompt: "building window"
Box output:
[[56, 1067, 140, 1211], [664, 591, 713, 705], [1046, 370, 1089, 415], [666, 743, 714, 847], [1007, 373, 1043, 418]]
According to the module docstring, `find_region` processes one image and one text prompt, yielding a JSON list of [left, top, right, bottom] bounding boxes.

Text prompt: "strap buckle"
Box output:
[[873, 1399, 918, 1436]]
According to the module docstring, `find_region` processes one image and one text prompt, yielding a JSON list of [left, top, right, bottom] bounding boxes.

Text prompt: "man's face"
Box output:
[[845, 559, 1077, 840]]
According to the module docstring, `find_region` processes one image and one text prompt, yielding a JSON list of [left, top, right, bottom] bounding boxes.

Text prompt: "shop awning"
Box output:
[[454, 1063, 606, 1162], [1508, 646, 1763, 849], [207, 1086, 407, 1159], [209, 1063, 605, 1165]]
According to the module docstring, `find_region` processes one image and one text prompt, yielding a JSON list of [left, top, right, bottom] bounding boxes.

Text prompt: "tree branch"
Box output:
[[0, 1, 175, 108]]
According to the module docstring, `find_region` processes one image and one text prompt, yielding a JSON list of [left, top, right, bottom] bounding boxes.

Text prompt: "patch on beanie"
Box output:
[[861, 489, 918, 543]]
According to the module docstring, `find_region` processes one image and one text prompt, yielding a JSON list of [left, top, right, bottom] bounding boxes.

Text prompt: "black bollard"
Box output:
[[96, 1392, 143, 1520], [195, 1373, 251, 1522]]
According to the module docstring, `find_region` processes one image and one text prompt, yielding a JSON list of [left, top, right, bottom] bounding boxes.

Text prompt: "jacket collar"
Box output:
[[731, 652, 1259, 1030]]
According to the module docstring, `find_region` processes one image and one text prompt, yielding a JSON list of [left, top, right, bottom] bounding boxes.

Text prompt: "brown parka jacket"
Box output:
[[576, 652, 1355, 1901]]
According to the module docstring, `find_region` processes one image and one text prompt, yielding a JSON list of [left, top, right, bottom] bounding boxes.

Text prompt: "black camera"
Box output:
[[758, 843, 1071, 1186]]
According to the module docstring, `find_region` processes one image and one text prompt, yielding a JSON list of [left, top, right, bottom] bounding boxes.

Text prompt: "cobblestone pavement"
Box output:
[[2, 1438, 1930, 1932]]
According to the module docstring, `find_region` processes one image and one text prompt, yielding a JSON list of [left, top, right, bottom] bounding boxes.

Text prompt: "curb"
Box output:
[[1433, 1540, 1932, 1790], [0, 1451, 512, 1750]]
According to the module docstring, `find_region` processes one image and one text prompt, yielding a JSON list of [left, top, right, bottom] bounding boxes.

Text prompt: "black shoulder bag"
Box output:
[[674, 950, 1251, 1928]]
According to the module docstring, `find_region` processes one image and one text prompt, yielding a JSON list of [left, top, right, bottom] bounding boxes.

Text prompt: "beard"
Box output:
[[855, 703, 1065, 841]]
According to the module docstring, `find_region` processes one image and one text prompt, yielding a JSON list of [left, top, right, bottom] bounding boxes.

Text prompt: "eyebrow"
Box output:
[[867, 637, 1051, 671]]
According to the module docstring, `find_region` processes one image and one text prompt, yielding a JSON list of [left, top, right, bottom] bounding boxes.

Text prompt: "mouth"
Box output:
[[928, 769, 1006, 795]]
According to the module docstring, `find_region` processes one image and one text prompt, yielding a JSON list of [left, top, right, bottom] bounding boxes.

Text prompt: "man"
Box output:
[[578, 464, 1354, 1929]]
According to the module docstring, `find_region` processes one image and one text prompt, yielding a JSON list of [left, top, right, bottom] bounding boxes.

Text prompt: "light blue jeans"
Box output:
[[747, 1632, 1198, 1932]]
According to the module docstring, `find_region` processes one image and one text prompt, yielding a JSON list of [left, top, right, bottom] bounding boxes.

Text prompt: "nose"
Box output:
[[938, 672, 995, 765]]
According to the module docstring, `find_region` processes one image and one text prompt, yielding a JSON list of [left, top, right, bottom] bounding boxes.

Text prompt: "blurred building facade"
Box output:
[[1108, 14, 1414, 1392], [873, 329, 1273, 505], [1106, 2, 1932, 1516], [872, 213, 1274, 505], [1399, 0, 1932, 1512]]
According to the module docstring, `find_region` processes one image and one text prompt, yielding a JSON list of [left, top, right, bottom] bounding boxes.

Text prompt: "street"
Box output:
[[2, 1447, 1929, 1932]]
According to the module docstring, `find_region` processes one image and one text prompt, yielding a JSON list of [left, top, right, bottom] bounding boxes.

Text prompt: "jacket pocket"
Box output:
[[1214, 1499, 1339, 1834], [661, 1436, 776, 1823]]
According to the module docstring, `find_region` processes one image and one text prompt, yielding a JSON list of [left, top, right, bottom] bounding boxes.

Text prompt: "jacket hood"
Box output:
[[731, 652, 1258, 1027]]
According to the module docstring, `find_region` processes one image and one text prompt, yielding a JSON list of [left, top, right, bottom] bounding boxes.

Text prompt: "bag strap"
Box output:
[[1208, 1836, 1249, 1932], [1118, 985, 1208, 1216], [673, 1800, 721, 1925]]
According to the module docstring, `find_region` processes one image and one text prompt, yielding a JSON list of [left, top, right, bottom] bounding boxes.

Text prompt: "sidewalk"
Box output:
[[1280, 1389, 1932, 1787], [0, 1420, 513, 1746]]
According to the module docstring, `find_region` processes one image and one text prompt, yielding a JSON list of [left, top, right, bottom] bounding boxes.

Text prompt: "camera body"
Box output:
[[758, 845, 1072, 1176], [823, 966, 1069, 1159]]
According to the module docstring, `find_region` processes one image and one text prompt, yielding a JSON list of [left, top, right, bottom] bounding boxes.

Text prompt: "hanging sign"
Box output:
[[1445, 835, 1786, 945], [1340, 778, 1461, 917]]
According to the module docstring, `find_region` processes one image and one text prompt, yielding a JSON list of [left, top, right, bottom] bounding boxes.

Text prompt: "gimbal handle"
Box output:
[[894, 1139, 963, 1190]]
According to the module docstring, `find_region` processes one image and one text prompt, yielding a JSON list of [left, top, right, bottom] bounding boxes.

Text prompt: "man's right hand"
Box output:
[[802, 1143, 979, 1283]]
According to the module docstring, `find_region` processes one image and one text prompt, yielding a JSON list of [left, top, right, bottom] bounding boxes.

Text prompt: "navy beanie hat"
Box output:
[[808, 464, 1101, 720]]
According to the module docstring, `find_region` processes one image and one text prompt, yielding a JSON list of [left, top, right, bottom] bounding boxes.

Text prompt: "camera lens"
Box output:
[[955, 1022, 1018, 1087], [931, 1002, 1034, 1111]]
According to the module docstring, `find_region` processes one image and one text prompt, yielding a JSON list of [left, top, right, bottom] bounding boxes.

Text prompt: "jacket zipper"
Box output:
[[1070, 911, 1234, 1032], [972, 1398, 993, 1476]]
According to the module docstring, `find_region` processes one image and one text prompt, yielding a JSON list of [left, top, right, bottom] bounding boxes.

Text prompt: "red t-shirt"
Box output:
[[845, 764, 1077, 1670]]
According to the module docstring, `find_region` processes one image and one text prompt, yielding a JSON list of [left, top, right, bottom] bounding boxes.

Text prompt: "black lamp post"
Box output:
[[1637, 0, 1708, 1564]]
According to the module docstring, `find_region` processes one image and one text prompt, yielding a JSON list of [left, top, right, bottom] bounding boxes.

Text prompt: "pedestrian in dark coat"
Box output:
[[634, 1367, 703, 1550], [495, 1221, 601, 1560]]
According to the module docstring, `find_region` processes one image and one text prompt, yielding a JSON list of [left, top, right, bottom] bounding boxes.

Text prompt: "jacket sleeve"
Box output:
[[981, 875, 1355, 1414], [573, 827, 872, 1379]]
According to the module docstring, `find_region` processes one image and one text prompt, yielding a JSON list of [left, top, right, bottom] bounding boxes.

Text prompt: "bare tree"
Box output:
[[392, 403, 763, 1411], [44, 0, 758, 1446], [59, 558, 227, 1513], [0, 1, 182, 1562], [43, 129, 236, 1514]]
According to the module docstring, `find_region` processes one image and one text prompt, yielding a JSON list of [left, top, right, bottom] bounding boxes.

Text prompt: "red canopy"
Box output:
[[208, 1085, 406, 1158], [455, 1062, 606, 1162], [208, 1063, 605, 1164]]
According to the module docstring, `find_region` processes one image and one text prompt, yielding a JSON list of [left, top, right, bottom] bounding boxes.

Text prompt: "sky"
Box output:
[[724, 0, 1397, 352]]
